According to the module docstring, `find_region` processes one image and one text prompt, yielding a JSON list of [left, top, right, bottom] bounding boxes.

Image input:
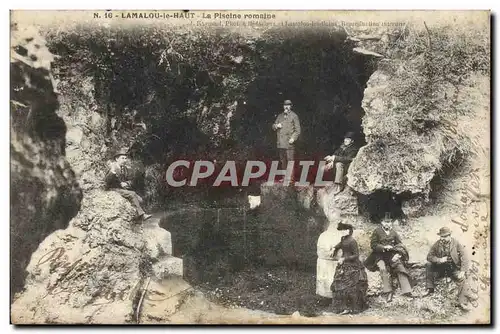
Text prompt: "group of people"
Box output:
[[325, 217, 471, 315], [272, 99, 358, 193]]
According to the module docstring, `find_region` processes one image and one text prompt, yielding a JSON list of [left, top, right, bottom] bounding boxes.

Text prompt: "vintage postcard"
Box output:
[[10, 10, 490, 325]]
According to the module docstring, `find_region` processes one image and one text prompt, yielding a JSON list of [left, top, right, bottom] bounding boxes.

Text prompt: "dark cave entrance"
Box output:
[[157, 28, 385, 276]]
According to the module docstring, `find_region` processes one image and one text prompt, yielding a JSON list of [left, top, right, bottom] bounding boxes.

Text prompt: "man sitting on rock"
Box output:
[[323, 131, 359, 194], [364, 215, 415, 302], [424, 227, 470, 311], [105, 148, 152, 221]]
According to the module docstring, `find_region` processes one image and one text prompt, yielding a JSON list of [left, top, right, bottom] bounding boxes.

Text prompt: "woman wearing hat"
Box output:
[[330, 222, 368, 315]]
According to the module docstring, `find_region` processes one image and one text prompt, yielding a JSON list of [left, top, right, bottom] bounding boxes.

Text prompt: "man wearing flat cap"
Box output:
[[324, 131, 359, 194], [272, 100, 301, 179], [105, 148, 152, 221], [424, 227, 470, 311]]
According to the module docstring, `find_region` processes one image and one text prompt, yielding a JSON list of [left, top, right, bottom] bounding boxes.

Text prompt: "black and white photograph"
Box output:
[[9, 10, 491, 324]]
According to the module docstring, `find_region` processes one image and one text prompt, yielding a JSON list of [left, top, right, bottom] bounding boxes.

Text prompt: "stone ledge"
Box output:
[[153, 256, 183, 279]]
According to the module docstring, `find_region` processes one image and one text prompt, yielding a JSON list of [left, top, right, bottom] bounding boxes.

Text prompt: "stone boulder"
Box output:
[[10, 24, 82, 298], [11, 190, 182, 324], [347, 67, 437, 195]]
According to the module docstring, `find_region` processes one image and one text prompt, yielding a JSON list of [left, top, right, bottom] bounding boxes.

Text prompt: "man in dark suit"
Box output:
[[424, 227, 470, 311], [364, 216, 414, 302], [105, 148, 152, 221], [272, 99, 301, 179], [324, 131, 359, 194]]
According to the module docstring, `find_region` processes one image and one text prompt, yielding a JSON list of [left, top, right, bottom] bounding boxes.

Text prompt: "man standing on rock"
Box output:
[[105, 148, 152, 221], [323, 131, 358, 194], [272, 99, 301, 181], [364, 215, 415, 302], [424, 227, 470, 311]]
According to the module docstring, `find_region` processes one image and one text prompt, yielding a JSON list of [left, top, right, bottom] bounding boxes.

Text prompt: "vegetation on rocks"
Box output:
[[11, 14, 490, 324]]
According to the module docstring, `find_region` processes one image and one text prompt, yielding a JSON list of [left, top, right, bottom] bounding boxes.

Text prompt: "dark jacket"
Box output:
[[333, 143, 359, 165], [427, 237, 469, 271], [364, 227, 410, 273], [273, 111, 301, 149], [104, 163, 131, 190]]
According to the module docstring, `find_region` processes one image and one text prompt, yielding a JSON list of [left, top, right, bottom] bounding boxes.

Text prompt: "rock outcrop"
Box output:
[[10, 24, 82, 298], [57, 75, 109, 192], [347, 23, 489, 203], [11, 190, 183, 324]]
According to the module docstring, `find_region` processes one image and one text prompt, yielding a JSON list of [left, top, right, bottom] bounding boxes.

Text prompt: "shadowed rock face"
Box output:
[[10, 25, 82, 299]]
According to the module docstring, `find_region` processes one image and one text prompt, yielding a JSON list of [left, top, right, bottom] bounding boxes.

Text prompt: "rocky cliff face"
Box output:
[[10, 25, 82, 298], [314, 23, 490, 221], [57, 74, 110, 192], [346, 23, 489, 202]]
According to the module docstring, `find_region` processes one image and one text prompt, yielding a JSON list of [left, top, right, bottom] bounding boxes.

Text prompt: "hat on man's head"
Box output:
[[113, 148, 129, 159], [345, 131, 356, 139], [437, 226, 452, 237], [283, 100, 293, 106], [337, 222, 354, 231]]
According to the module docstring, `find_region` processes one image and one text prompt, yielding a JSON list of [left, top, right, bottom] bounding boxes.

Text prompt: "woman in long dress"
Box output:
[[331, 222, 368, 315]]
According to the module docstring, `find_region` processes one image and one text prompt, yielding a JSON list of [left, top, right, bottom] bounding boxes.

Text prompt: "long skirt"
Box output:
[[331, 261, 368, 314]]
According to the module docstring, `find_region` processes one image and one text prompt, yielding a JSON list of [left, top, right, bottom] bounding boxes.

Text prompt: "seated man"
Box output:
[[105, 148, 152, 221], [364, 216, 414, 302], [323, 132, 359, 194], [424, 227, 470, 311]]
